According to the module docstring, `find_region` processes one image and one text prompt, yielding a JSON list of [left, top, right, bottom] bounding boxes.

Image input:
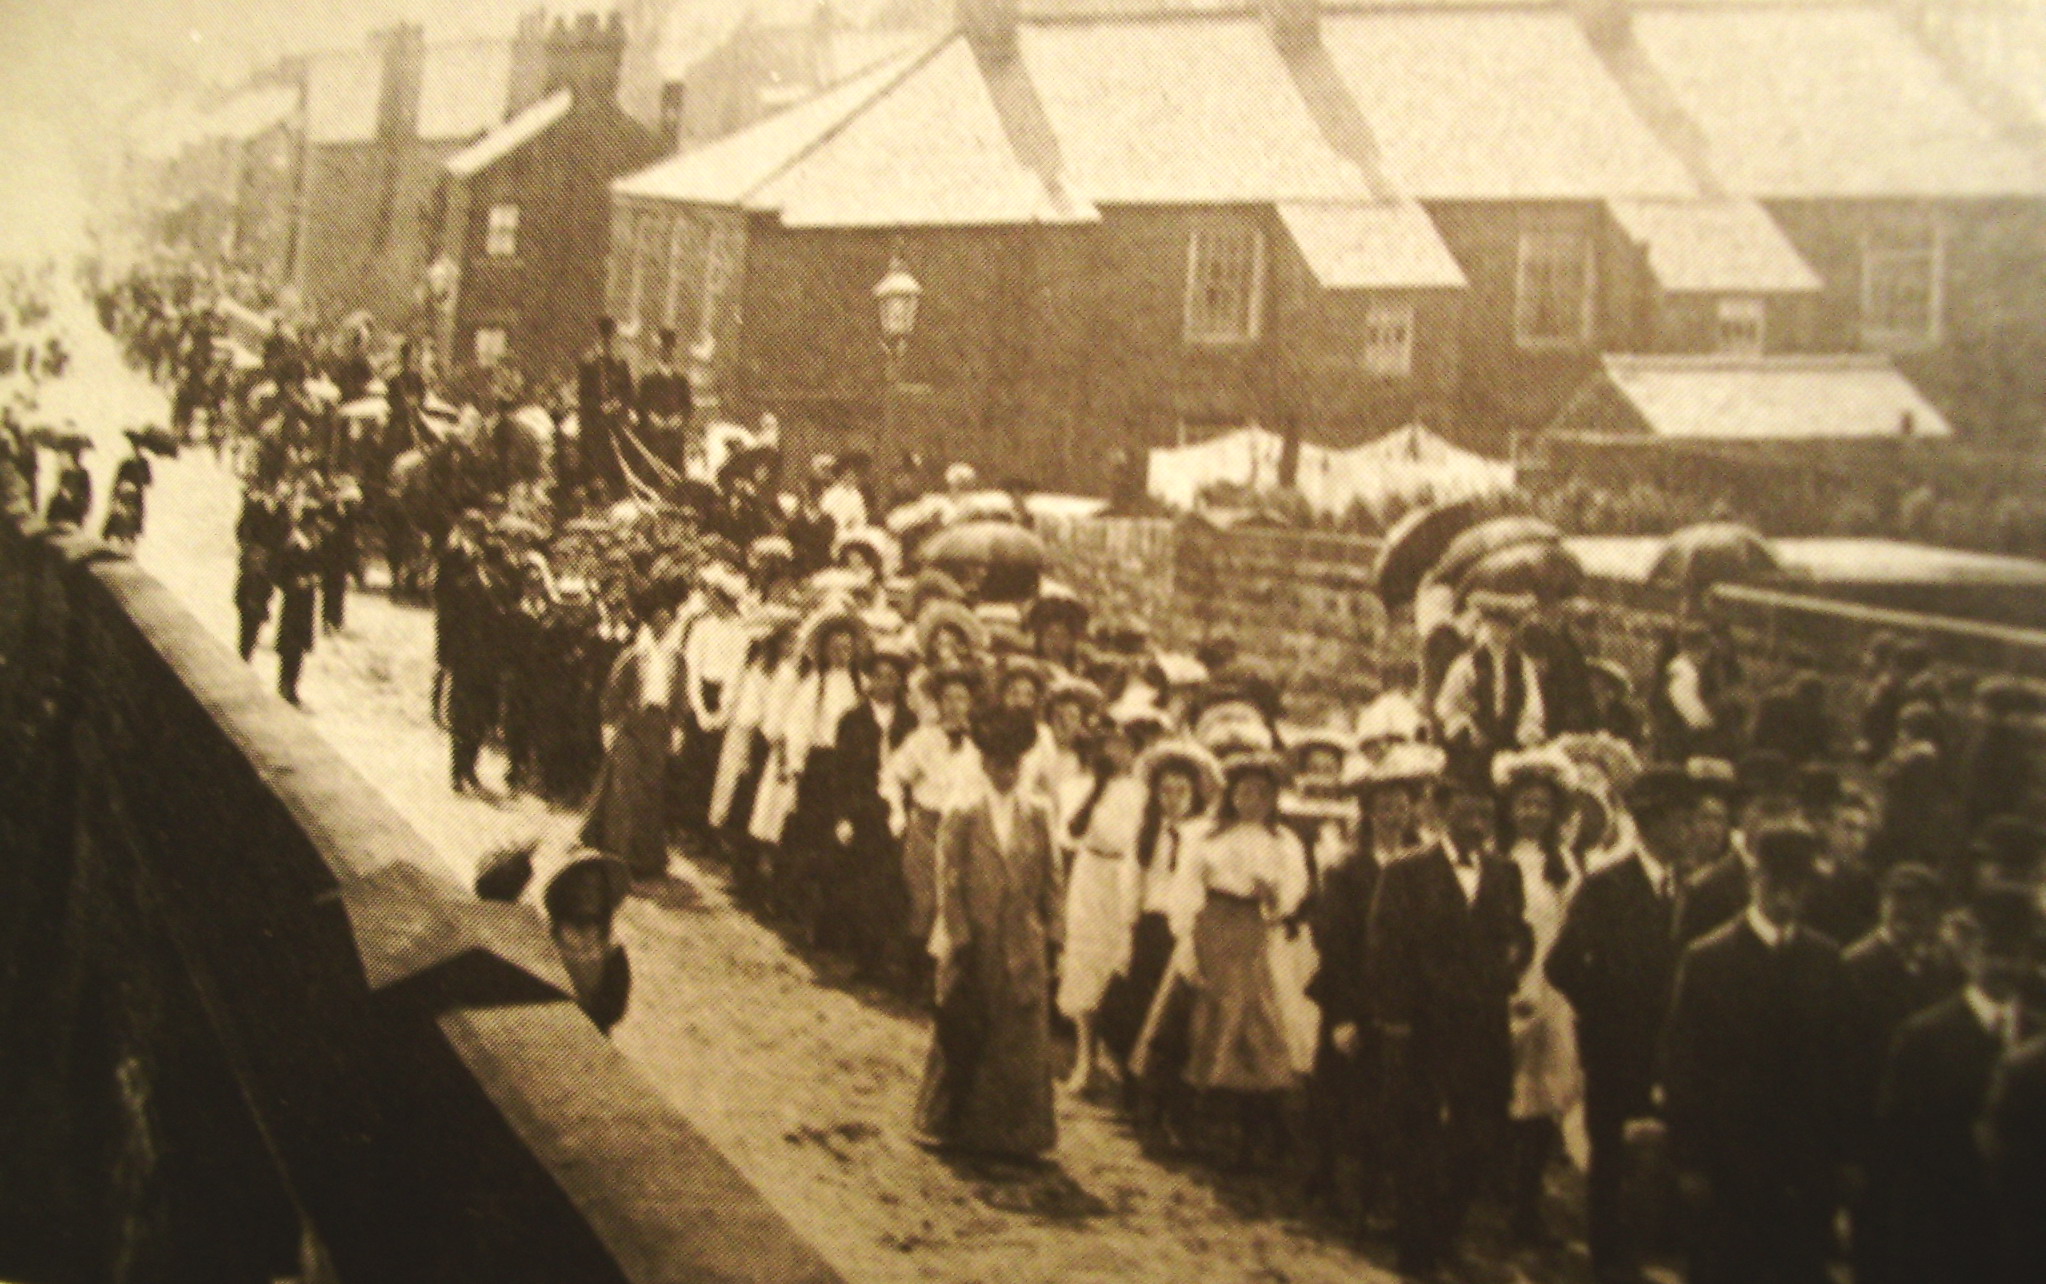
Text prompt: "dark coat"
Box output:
[[1547, 852, 1683, 1126], [1660, 917, 1852, 1185], [1877, 993, 2006, 1284], [1307, 846, 1382, 1031], [1985, 1034, 2046, 1284], [833, 700, 916, 835], [1677, 854, 1748, 948], [1842, 929, 1962, 1149], [1366, 843, 1525, 1100]]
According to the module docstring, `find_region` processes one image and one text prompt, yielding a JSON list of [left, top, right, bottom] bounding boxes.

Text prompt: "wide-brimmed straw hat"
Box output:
[[915, 598, 989, 659], [1491, 745, 1580, 796], [1342, 741, 1447, 792], [1137, 736, 1223, 800]]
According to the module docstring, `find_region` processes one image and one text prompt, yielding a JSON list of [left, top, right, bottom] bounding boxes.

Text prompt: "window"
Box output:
[[1514, 227, 1594, 350], [1184, 226, 1266, 345], [473, 327, 507, 366], [1861, 219, 1943, 350], [1362, 301, 1416, 377], [485, 204, 519, 257], [1715, 296, 1765, 355]]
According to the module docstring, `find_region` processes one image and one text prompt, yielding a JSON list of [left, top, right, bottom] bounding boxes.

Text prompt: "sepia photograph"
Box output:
[[3, 1, 2045, 1281]]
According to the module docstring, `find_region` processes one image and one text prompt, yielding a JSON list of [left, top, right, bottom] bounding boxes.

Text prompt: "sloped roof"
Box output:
[[418, 39, 515, 141], [1278, 200, 1466, 289], [614, 43, 931, 206], [755, 38, 1091, 226], [445, 90, 571, 177], [1630, 6, 2046, 197], [1599, 354, 1952, 441], [1014, 16, 1372, 203], [1319, 9, 1699, 199], [1608, 198, 1821, 293]]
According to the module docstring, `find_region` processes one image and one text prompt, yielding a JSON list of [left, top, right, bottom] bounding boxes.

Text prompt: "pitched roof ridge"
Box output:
[[736, 28, 960, 204]]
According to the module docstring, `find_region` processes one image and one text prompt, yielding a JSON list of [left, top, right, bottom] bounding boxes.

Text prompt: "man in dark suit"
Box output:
[[1367, 772, 1527, 1279], [1841, 863, 1960, 1284], [576, 316, 634, 500], [1661, 824, 1852, 1284], [635, 326, 692, 474], [1875, 886, 2038, 1284], [832, 641, 919, 982], [1547, 765, 1697, 1284], [1985, 1028, 2046, 1284]]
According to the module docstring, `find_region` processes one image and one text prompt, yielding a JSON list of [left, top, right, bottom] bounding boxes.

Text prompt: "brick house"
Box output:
[[602, 0, 2046, 491], [431, 17, 665, 392]]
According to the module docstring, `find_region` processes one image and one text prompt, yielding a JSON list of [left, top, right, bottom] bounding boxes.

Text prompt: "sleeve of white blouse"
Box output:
[[1271, 827, 1311, 922]]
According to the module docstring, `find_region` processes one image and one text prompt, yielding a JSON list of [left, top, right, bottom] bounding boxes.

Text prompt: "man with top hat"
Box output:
[[635, 326, 692, 472], [1874, 885, 2039, 1284], [1547, 764, 1698, 1284], [1367, 769, 1528, 1278], [1660, 823, 1853, 1284], [576, 316, 634, 500]]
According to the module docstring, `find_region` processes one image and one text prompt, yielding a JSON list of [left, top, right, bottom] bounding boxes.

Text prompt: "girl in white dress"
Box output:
[[1492, 746, 1586, 1245], [1054, 717, 1145, 1092]]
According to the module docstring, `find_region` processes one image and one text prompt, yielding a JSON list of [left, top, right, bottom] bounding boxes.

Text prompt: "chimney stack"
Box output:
[[505, 8, 551, 118], [372, 22, 425, 141], [544, 11, 627, 106]]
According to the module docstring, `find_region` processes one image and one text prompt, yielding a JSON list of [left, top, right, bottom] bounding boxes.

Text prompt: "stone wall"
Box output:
[[0, 505, 842, 1284]]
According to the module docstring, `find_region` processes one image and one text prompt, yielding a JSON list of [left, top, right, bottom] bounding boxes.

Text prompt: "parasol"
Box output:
[[1456, 537, 1583, 605], [1372, 497, 1491, 610], [918, 519, 1049, 571], [1429, 516, 1564, 594], [1648, 522, 1783, 597]]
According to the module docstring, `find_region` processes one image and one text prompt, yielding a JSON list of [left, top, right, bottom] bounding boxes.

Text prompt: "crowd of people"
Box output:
[[61, 266, 2046, 1284]]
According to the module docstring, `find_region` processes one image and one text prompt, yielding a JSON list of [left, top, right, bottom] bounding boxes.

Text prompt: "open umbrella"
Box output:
[[1648, 522, 1782, 596], [1431, 516, 1564, 594], [1373, 496, 1494, 610], [918, 519, 1049, 572], [1455, 537, 1583, 605]]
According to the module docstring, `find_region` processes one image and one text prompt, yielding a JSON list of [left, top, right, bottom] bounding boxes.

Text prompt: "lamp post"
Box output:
[[873, 254, 922, 456]]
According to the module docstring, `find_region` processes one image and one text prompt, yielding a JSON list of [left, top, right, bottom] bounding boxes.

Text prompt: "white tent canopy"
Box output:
[[1148, 423, 1516, 519]]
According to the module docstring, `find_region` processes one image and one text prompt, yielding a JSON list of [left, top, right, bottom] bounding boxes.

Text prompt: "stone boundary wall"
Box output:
[[0, 507, 842, 1283]]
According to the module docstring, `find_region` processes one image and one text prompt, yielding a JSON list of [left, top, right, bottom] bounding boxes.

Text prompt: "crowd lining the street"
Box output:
[[23, 264, 2043, 1284]]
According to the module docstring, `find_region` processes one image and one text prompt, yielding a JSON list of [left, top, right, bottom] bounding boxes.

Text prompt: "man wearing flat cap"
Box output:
[[1661, 823, 1852, 1284], [1548, 764, 1698, 1284]]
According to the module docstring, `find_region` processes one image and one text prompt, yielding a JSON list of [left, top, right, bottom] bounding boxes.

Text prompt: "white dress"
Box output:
[[1055, 774, 1144, 1019], [1507, 837, 1585, 1124]]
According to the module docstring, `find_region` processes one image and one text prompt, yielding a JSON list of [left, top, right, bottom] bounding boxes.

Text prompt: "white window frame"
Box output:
[[1513, 226, 1596, 351], [1362, 300, 1416, 377], [473, 327, 507, 367], [1714, 296, 1766, 356], [1860, 218, 1945, 352], [1183, 225, 1266, 346], [484, 203, 519, 257]]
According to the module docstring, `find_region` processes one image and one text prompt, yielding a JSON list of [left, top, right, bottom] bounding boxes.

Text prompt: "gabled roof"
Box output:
[[1318, 9, 1699, 199], [445, 90, 572, 178], [755, 38, 1093, 226], [1629, 6, 2046, 197], [1278, 200, 1466, 290], [614, 43, 932, 207], [1597, 354, 1952, 441], [1608, 197, 1821, 294], [1013, 16, 1372, 204]]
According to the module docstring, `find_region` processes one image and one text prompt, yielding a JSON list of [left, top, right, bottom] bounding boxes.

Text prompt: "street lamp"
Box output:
[[873, 254, 922, 456]]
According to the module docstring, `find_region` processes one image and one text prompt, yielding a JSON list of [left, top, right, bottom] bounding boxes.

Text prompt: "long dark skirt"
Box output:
[[1098, 911, 1174, 1068], [913, 947, 1057, 1159], [582, 707, 670, 878]]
